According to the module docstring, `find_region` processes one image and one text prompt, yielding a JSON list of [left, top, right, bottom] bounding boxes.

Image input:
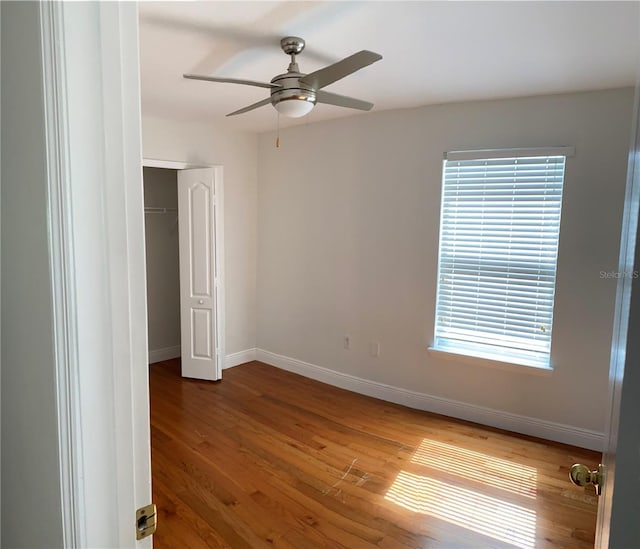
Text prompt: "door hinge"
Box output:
[[136, 503, 157, 540]]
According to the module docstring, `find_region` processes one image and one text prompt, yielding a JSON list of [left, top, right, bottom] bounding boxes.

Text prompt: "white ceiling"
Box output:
[[139, 1, 640, 133]]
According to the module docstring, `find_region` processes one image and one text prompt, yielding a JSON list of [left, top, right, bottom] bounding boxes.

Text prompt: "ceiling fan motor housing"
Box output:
[[270, 72, 316, 110]]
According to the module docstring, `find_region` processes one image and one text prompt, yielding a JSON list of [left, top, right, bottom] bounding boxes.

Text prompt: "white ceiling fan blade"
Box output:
[[226, 97, 272, 117], [183, 74, 280, 89], [316, 90, 374, 111], [300, 50, 382, 91]]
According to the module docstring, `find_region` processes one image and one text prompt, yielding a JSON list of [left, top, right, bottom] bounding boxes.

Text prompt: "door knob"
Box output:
[[569, 463, 603, 495], [198, 299, 204, 304]]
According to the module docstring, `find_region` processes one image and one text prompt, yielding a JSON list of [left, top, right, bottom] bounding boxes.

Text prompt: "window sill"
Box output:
[[427, 346, 554, 376]]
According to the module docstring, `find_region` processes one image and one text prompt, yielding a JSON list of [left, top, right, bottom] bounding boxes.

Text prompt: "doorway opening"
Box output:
[[141, 159, 225, 380], [141, 160, 226, 543]]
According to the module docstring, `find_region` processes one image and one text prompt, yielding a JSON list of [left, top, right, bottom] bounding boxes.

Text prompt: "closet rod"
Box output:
[[144, 207, 177, 214]]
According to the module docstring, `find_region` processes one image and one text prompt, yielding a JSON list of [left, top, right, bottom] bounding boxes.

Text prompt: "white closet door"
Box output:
[[178, 168, 221, 380]]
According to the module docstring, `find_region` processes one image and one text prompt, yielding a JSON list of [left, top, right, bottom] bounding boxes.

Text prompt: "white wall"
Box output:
[[143, 167, 181, 359], [1, 2, 64, 546], [142, 116, 257, 356], [256, 88, 634, 440]]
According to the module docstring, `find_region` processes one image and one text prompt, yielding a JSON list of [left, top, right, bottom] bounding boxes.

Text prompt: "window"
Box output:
[[432, 148, 571, 369]]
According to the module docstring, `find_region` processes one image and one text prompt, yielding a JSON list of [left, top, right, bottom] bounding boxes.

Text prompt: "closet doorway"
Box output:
[[142, 160, 225, 381]]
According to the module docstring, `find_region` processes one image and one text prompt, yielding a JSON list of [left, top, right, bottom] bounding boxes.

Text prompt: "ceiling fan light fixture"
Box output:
[[273, 96, 315, 118]]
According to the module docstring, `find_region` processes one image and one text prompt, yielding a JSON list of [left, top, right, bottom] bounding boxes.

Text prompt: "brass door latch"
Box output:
[[569, 463, 604, 496], [136, 503, 157, 540]]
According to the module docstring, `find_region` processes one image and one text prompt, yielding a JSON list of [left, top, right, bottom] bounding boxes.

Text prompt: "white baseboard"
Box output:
[[149, 346, 257, 369], [224, 348, 257, 369], [255, 348, 604, 451], [148, 345, 181, 364]]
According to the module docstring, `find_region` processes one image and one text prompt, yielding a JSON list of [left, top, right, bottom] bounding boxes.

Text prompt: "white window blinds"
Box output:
[[434, 154, 566, 367]]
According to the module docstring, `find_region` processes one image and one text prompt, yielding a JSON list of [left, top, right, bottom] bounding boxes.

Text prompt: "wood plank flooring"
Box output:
[[150, 359, 600, 548]]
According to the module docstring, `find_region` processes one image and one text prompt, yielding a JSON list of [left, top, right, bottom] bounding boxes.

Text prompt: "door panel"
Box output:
[[595, 76, 640, 547], [192, 308, 212, 358], [189, 182, 211, 296], [178, 168, 220, 380]]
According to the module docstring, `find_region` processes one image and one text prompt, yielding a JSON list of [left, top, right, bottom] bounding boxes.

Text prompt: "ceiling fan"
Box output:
[[183, 36, 382, 118]]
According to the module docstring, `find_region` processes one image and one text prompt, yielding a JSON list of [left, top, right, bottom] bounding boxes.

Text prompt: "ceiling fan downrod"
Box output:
[[281, 36, 305, 73]]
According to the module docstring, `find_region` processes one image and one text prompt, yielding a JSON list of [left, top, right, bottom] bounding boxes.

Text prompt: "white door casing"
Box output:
[[41, 2, 152, 547], [178, 168, 223, 380]]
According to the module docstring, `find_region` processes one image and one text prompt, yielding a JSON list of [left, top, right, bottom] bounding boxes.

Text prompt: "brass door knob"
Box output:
[[569, 463, 603, 495]]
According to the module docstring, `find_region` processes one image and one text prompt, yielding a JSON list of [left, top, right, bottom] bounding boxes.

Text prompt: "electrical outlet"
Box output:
[[343, 336, 351, 350], [370, 340, 380, 357]]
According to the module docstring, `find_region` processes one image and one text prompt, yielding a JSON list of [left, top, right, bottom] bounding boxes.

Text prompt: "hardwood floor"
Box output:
[[150, 359, 600, 548]]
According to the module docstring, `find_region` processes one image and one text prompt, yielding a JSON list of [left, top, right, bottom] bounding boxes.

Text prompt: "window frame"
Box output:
[[429, 146, 574, 371]]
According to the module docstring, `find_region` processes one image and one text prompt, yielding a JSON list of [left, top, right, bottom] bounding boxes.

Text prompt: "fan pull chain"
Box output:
[[276, 112, 280, 149]]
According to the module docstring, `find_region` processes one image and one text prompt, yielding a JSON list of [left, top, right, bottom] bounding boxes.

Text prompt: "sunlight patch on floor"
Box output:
[[385, 471, 537, 549], [411, 438, 537, 497]]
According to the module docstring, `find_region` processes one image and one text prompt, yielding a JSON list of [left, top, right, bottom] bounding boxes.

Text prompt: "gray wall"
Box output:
[[1, 2, 64, 546], [257, 88, 634, 438], [143, 167, 181, 357]]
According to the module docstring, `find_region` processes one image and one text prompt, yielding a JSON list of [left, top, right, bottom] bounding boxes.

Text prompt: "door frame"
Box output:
[[142, 159, 226, 377], [41, 2, 152, 546]]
